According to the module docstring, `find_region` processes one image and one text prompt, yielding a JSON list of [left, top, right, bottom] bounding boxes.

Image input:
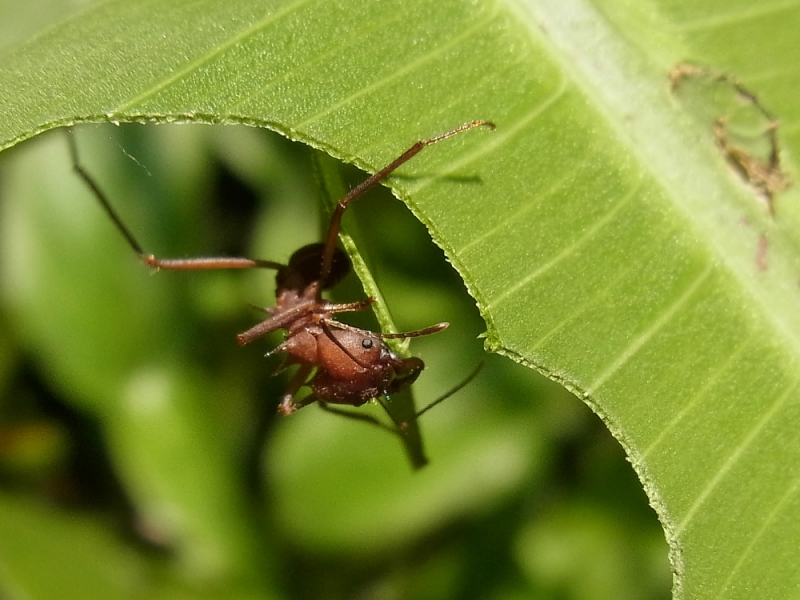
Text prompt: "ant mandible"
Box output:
[[68, 120, 494, 428]]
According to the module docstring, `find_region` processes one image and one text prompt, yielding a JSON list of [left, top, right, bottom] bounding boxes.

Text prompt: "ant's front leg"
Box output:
[[323, 297, 376, 315], [277, 364, 315, 415]]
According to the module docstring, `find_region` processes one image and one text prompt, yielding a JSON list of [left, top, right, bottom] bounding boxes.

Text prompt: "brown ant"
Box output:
[[67, 121, 493, 435]]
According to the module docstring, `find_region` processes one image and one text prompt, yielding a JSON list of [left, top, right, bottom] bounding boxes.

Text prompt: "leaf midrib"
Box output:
[[509, 0, 800, 361], [116, 1, 313, 112]]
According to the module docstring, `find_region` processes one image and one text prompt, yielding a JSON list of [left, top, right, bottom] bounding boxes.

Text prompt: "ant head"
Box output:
[[277, 243, 350, 291], [388, 356, 424, 394], [317, 329, 424, 387], [318, 329, 396, 376], [310, 329, 429, 406]]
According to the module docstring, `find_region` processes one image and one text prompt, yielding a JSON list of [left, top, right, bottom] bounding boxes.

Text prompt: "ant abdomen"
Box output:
[[276, 243, 350, 292]]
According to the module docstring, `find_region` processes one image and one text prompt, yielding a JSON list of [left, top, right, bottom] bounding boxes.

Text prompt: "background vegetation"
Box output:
[[1, 1, 799, 599]]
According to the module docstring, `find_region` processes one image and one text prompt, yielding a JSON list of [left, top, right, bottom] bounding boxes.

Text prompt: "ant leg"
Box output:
[[277, 364, 315, 415], [238, 290, 376, 349], [322, 297, 376, 315], [144, 256, 284, 271], [317, 402, 400, 436], [67, 129, 146, 257], [67, 129, 284, 272], [237, 301, 316, 346], [319, 120, 495, 283]]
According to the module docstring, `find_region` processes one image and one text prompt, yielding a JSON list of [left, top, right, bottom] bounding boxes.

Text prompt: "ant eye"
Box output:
[[361, 338, 374, 350]]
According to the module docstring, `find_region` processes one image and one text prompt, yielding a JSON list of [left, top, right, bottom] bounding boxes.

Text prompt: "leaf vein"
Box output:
[[487, 175, 643, 311], [584, 262, 714, 395], [457, 154, 590, 255], [672, 0, 800, 32], [406, 75, 570, 196], [676, 375, 800, 535], [294, 8, 498, 129], [713, 472, 800, 598], [224, 4, 413, 115], [529, 239, 663, 353], [640, 332, 758, 459], [114, 0, 317, 111]]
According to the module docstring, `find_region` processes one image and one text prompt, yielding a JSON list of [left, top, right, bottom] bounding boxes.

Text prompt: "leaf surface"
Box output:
[[1, 0, 799, 597]]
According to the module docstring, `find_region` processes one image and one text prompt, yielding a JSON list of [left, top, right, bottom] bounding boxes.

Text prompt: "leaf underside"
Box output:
[[1, 0, 800, 598]]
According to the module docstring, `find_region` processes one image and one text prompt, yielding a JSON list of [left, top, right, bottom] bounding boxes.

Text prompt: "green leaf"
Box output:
[[0, 491, 153, 599], [1, 0, 798, 598]]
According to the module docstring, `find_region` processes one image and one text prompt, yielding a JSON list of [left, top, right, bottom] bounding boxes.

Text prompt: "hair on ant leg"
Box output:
[[67, 121, 494, 447]]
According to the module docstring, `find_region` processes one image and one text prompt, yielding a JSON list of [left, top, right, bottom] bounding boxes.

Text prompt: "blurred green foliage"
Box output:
[[0, 123, 671, 598], [4, 0, 800, 595]]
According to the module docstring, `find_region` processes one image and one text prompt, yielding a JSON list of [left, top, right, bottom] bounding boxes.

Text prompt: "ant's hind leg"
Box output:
[[67, 128, 147, 258], [67, 129, 285, 273], [143, 256, 285, 271], [317, 120, 495, 284]]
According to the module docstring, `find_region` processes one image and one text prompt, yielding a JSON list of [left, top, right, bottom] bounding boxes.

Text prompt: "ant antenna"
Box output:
[[319, 120, 495, 284], [323, 318, 449, 340], [409, 361, 483, 421], [320, 362, 484, 434]]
